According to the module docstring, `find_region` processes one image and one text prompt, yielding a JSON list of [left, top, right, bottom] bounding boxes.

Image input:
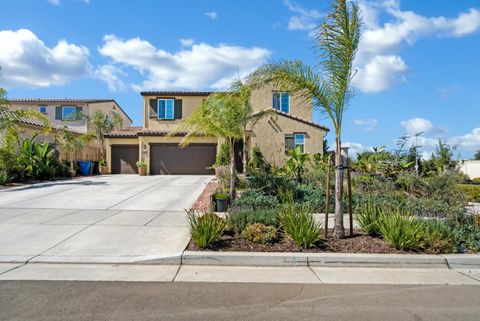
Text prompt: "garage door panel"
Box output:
[[150, 144, 215, 175], [111, 145, 139, 174]]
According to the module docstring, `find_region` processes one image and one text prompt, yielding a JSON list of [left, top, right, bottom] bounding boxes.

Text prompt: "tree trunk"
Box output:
[[229, 139, 236, 202], [334, 135, 345, 239], [242, 129, 248, 174], [100, 138, 105, 160]]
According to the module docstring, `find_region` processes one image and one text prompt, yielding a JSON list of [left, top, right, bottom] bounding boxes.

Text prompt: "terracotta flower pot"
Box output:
[[138, 167, 147, 176], [99, 166, 109, 175]]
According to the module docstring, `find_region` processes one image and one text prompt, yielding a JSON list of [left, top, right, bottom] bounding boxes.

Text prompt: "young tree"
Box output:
[[89, 110, 123, 160], [474, 150, 480, 160], [249, 0, 361, 238], [56, 127, 90, 176], [173, 90, 250, 201]]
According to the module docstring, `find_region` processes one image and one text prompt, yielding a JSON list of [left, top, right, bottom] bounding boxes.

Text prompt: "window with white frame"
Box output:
[[272, 92, 290, 113], [62, 106, 77, 120], [294, 133, 305, 153], [158, 99, 174, 120], [39, 106, 47, 114]]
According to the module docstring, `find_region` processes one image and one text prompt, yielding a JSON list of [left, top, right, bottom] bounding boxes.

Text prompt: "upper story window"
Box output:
[[62, 106, 77, 121], [158, 99, 174, 120], [39, 106, 47, 114], [273, 92, 290, 113]]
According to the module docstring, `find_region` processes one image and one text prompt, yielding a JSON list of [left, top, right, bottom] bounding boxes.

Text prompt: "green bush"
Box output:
[[418, 219, 456, 253], [355, 202, 383, 236], [279, 204, 322, 248], [377, 211, 424, 251], [232, 191, 279, 210], [0, 169, 9, 185], [227, 208, 279, 233], [187, 211, 226, 248], [456, 184, 480, 202], [214, 143, 230, 167], [453, 225, 480, 252], [241, 223, 277, 244]]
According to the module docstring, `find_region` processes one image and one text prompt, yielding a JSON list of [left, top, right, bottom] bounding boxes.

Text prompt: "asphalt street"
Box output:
[[1, 281, 479, 321]]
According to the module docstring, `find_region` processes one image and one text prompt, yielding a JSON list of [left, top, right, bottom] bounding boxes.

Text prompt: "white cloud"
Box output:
[[0, 29, 91, 88], [343, 142, 371, 158], [352, 1, 480, 93], [180, 38, 195, 47], [400, 117, 448, 137], [204, 11, 218, 20], [95, 64, 126, 92], [449, 128, 480, 151], [47, 0, 60, 5], [284, 0, 322, 36], [354, 118, 378, 131], [98, 35, 271, 91]]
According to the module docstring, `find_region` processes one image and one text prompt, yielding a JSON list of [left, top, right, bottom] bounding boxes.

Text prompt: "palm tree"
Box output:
[[89, 110, 123, 160], [56, 127, 90, 176], [249, 0, 361, 238]]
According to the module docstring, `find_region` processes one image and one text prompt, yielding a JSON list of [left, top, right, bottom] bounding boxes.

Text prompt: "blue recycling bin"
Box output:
[[78, 161, 92, 176]]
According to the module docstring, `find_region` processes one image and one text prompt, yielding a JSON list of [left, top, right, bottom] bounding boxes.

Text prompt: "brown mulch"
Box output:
[[191, 180, 219, 211], [187, 229, 405, 254]]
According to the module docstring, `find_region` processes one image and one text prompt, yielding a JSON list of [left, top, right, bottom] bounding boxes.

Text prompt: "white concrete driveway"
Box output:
[[0, 175, 211, 264]]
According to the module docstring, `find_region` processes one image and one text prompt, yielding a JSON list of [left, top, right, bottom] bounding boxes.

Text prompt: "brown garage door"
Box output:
[[150, 143, 216, 175], [111, 145, 139, 174]]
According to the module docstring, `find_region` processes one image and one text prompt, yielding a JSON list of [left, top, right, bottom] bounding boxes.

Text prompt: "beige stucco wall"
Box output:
[[250, 85, 313, 121], [8, 100, 132, 132], [142, 95, 206, 131], [249, 114, 327, 166]]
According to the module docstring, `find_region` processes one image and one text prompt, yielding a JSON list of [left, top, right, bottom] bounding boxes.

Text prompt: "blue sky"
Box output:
[[1, 0, 479, 159]]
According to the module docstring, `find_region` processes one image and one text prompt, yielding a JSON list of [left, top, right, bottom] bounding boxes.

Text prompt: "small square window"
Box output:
[[62, 106, 77, 121], [158, 99, 174, 120], [39, 106, 47, 114]]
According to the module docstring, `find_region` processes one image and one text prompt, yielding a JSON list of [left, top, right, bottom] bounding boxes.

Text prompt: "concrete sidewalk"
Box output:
[[0, 263, 479, 284]]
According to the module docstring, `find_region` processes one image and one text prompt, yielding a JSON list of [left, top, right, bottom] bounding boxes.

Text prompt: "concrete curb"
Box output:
[[182, 251, 480, 268]]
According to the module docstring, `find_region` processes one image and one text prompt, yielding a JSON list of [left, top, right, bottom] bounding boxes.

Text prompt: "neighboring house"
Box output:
[[105, 87, 329, 175], [7, 98, 132, 133], [457, 160, 480, 180], [0, 108, 99, 161]]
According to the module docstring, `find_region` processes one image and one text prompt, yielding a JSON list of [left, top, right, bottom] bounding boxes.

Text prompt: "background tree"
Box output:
[[89, 110, 123, 160], [249, 0, 361, 238], [56, 127, 90, 176], [474, 150, 480, 160]]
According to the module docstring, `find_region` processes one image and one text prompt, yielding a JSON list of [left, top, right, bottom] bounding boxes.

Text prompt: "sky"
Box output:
[[1, 0, 479, 159]]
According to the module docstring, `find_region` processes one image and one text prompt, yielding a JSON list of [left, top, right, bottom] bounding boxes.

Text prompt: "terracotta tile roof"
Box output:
[[250, 108, 330, 132], [8, 98, 116, 103], [140, 91, 219, 97], [106, 126, 143, 137], [0, 108, 85, 134]]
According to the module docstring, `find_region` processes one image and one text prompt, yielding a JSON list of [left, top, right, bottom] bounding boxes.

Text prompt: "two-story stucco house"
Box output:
[[105, 87, 329, 175], [8, 98, 132, 133]]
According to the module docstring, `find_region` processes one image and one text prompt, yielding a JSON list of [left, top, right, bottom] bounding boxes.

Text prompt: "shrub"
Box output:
[[214, 143, 230, 167], [456, 184, 480, 203], [418, 219, 456, 253], [232, 190, 279, 210], [355, 202, 382, 236], [227, 208, 279, 233], [377, 211, 424, 251], [453, 225, 480, 253], [136, 160, 146, 168], [0, 169, 9, 185], [186, 211, 226, 248], [241, 223, 277, 244], [279, 204, 322, 248]]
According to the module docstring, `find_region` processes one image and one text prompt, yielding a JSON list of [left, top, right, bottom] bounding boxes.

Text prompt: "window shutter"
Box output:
[[55, 107, 62, 120], [174, 99, 183, 119], [272, 93, 280, 110], [285, 134, 295, 153], [149, 99, 158, 118]]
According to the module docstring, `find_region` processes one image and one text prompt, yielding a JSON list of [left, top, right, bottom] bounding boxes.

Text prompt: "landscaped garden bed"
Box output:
[[187, 229, 404, 254]]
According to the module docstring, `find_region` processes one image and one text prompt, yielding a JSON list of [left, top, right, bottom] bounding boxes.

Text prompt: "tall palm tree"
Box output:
[[249, 0, 361, 238]]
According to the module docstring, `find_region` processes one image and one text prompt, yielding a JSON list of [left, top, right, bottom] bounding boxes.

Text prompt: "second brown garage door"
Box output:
[[150, 143, 216, 175], [111, 145, 139, 174]]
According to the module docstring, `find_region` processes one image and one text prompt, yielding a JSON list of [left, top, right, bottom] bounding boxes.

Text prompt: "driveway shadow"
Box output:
[[2, 180, 108, 192]]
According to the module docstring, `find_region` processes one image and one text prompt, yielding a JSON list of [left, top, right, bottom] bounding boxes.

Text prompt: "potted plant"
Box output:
[[213, 191, 229, 212], [99, 159, 108, 174], [136, 160, 147, 176]]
